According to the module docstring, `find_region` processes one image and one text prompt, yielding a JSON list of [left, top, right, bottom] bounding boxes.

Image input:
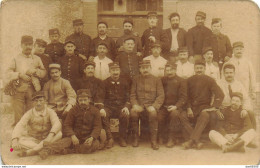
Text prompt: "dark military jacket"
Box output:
[[187, 25, 212, 56], [63, 104, 102, 139], [141, 26, 170, 58], [65, 33, 92, 58], [203, 33, 232, 63], [45, 42, 64, 63], [90, 36, 116, 61], [130, 74, 165, 111], [58, 54, 84, 90], [35, 53, 53, 87], [161, 75, 187, 109], [103, 76, 131, 109], [116, 32, 142, 53], [115, 51, 140, 79]]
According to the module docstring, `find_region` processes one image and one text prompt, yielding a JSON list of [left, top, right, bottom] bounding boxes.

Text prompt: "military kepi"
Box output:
[[194, 59, 206, 66], [21, 35, 33, 44], [73, 19, 84, 26], [196, 11, 206, 18], [147, 11, 158, 18], [49, 63, 61, 70], [49, 28, 60, 35], [139, 60, 151, 66], [108, 62, 120, 69], [165, 61, 177, 69], [84, 61, 96, 68], [32, 91, 45, 100], [233, 41, 244, 48], [35, 39, 47, 47], [178, 47, 188, 53], [202, 46, 213, 55], [77, 89, 91, 98]]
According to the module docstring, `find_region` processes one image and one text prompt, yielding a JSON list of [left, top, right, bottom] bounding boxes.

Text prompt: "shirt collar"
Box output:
[[33, 106, 47, 117], [99, 35, 107, 40], [21, 53, 32, 58]]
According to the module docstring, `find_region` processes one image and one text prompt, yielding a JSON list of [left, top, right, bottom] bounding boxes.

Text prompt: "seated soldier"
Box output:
[[11, 91, 62, 157], [103, 62, 131, 147], [209, 92, 256, 153], [43, 64, 76, 121], [38, 89, 102, 159]]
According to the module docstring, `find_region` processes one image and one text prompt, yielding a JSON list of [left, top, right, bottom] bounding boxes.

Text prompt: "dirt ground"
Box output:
[[1, 103, 259, 165]]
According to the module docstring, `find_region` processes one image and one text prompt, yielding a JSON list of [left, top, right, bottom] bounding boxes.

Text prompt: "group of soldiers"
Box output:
[[6, 11, 257, 159]]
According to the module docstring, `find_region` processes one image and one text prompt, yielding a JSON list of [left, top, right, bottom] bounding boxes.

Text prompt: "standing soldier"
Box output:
[[90, 21, 116, 61], [130, 60, 165, 150], [116, 18, 142, 56], [164, 12, 187, 62], [142, 11, 169, 58], [6, 35, 46, 125], [187, 11, 212, 62], [65, 19, 92, 60], [158, 62, 187, 148], [103, 62, 131, 147], [34, 39, 53, 87], [176, 47, 194, 79], [203, 47, 220, 81], [59, 40, 84, 90], [203, 18, 232, 69], [45, 28, 64, 63]]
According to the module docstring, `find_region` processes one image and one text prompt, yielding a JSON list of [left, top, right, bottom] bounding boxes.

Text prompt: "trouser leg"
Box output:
[[148, 110, 158, 141], [247, 110, 256, 130], [158, 108, 168, 140], [130, 110, 140, 136], [18, 136, 40, 150], [209, 130, 228, 147], [168, 109, 182, 138], [11, 92, 26, 125], [25, 86, 34, 111], [240, 129, 256, 146], [102, 116, 113, 139], [119, 112, 129, 140], [179, 111, 194, 136]]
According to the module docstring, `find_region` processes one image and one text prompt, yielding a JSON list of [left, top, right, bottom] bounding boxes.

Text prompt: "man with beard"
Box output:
[[11, 91, 62, 157], [45, 28, 64, 63], [176, 47, 194, 79], [217, 64, 255, 129], [65, 19, 92, 60], [43, 64, 76, 121], [209, 92, 256, 153], [203, 47, 220, 81], [34, 39, 53, 87], [93, 42, 113, 80], [143, 43, 167, 78], [116, 18, 142, 56], [164, 12, 187, 62], [90, 21, 116, 61], [59, 40, 85, 90], [158, 62, 187, 147], [130, 60, 164, 150], [203, 18, 232, 69], [38, 89, 102, 160], [7, 35, 46, 125], [142, 12, 169, 58], [180, 59, 224, 150], [187, 11, 212, 62], [103, 62, 131, 147]]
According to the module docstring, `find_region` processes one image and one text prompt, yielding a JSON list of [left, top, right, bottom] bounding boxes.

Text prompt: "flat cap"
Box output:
[[196, 11, 206, 18], [97, 42, 108, 49], [151, 42, 161, 48], [147, 11, 158, 18], [35, 39, 47, 47], [123, 37, 136, 43], [64, 40, 76, 46], [84, 61, 96, 68], [49, 63, 61, 70], [211, 18, 222, 25], [202, 46, 213, 55], [178, 46, 188, 53], [168, 12, 180, 20], [123, 18, 134, 26], [139, 60, 151, 66], [21, 35, 33, 44], [98, 21, 108, 28], [108, 62, 120, 69], [194, 59, 206, 66], [49, 28, 60, 35], [77, 89, 91, 98], [231, 92, 243, 100], [32, 91, 45, 100], [165, 61, 177, 69], [233, 41, 244, 48], [73, 19, 84, 26]]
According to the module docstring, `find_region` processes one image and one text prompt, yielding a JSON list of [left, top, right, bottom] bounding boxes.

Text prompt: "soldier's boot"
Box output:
[[223, 139, 245, 153], [118, 137, 127, 147], [99, 129, 107, 150], [150, 130, 159, 150], [132, 132, 139, 147], [158, 136, 164, 145], [182, 139, 194, 150], [106, 138, 114, 149], [166, 137, 175, 148], [195, 141, 204, 150], [39, 148, 52, 160]]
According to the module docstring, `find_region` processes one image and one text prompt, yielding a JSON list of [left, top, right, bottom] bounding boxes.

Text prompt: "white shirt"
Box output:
[[170, 29, 179, 51], [205, 62, 220, 81], [143, 55, 167, 78], [217, 79, 252, 111], [176, 60, 194, 79], [223, 56, 256, 94], [94, 56, 113, 80]]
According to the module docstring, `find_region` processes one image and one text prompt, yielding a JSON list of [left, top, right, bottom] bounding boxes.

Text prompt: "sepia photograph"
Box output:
[[0, 0, 259, 165]]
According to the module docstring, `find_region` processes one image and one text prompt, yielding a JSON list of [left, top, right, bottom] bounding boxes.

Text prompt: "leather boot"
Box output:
[[119, 137, 127, 147], [158, 136, 164, 145], [151, 130, 159, 150], [106, 138, 114, 149], [223, 139, 245, 153], [182, 139, 194, 150], [166, 137, 175, 148], [132, 132, 139, 147]]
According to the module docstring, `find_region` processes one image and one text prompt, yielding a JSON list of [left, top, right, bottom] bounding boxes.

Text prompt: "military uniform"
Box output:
[[116, 33, 142, 53], [91, 36, 116, 60]]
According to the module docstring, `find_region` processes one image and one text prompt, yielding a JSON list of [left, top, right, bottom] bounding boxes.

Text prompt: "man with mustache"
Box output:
[[11, 91, 62, 157], [65, 19, 92, 60], [203, 47, 220, 81], [93, 42, 113, 80], [45, 28, 64, 63], [142, 12, 169, 58], [209, 92, 256, 153], [187, 11, 212, 63], [164, 12, 187, 62], [59, 40, 85, 90], [203, 18, 232, 69], [180, 59, 224, 150], [7, 35, 46, 125], [38, 89, 102, 159], [176, 47, 194, 79], [130, 60, 164, 150], [90, 21, 116, 61], [103, 62, 131, 147], [43, 64, 76, 121], [116, 18, 142, 56], [143, 43, 167, 78]]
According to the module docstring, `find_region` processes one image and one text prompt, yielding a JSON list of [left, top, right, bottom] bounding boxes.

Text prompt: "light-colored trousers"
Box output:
[[209, 129, 256, 147]]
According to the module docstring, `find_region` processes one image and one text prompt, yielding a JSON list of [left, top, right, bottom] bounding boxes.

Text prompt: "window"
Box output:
[[135, 0, 163, 12]]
